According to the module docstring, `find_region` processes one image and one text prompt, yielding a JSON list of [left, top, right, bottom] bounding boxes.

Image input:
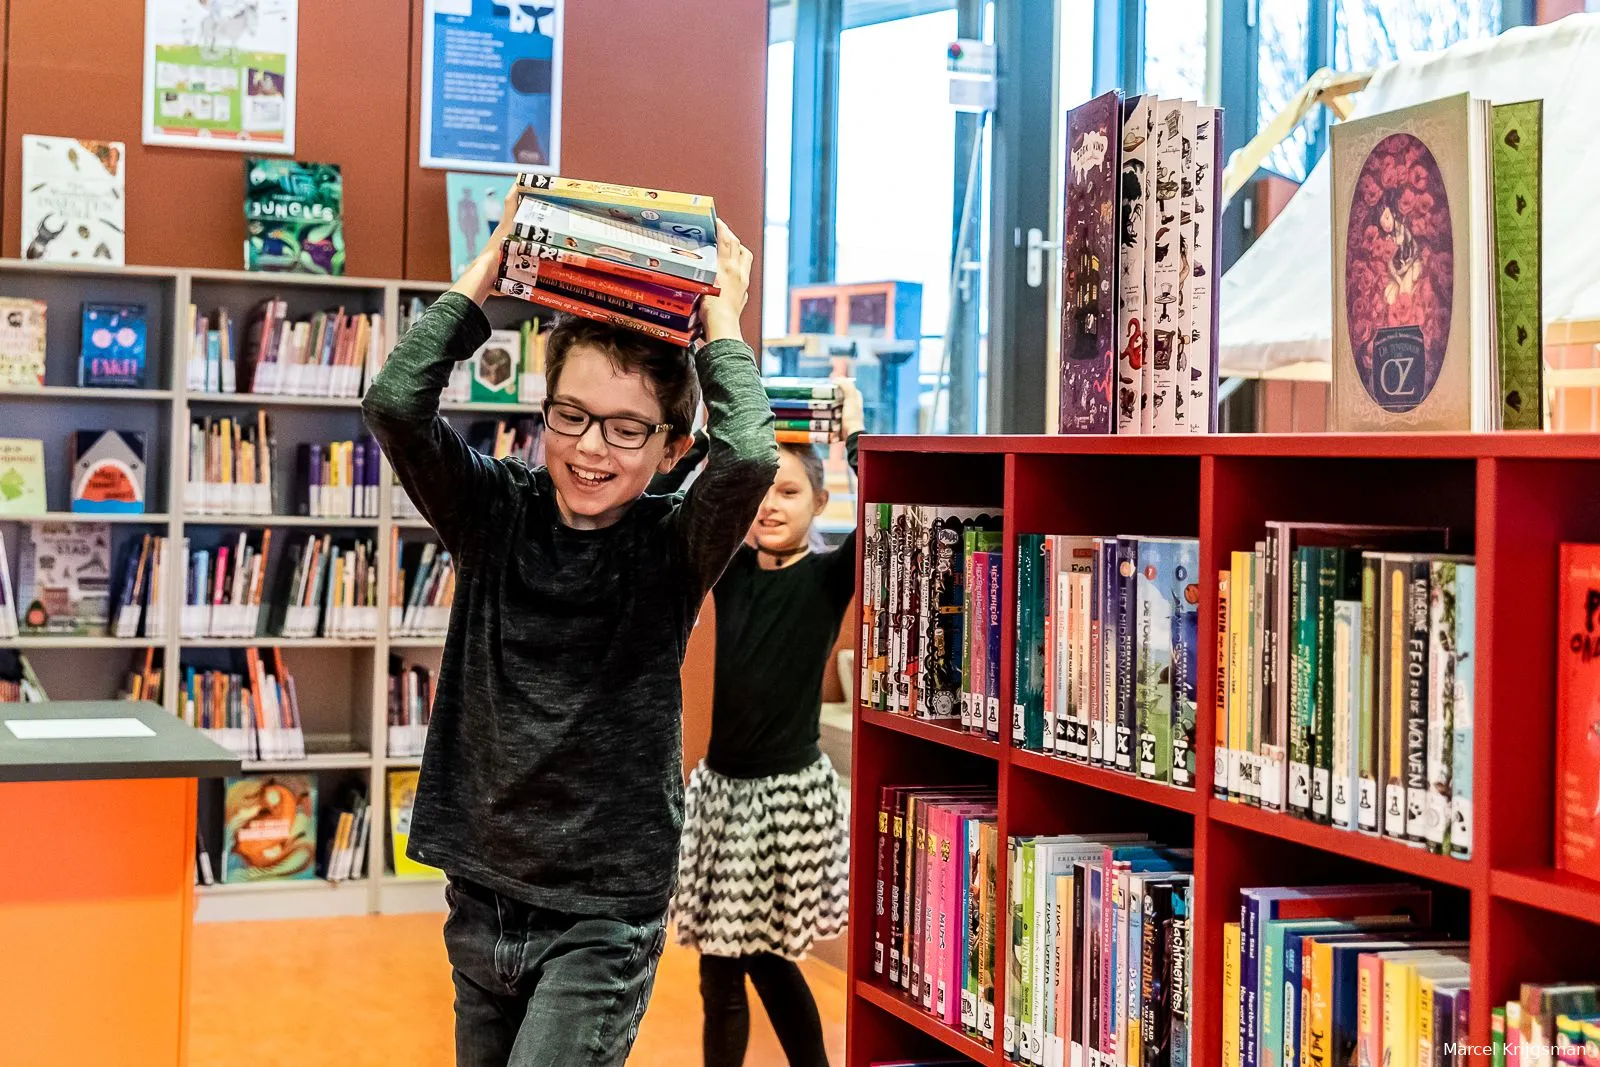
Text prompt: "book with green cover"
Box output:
[[1492, 100, 1543, 430], [0, 438, 46, 516], [244, 159, 344, 275]]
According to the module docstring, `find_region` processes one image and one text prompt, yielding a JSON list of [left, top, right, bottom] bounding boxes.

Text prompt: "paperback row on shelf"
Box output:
[[387, 654, 435, 758], [0, 522, 167, 638], [181, 532, 378, 641], [1224, 883, 1464, 1067], [1215, 523, 1474, 860], [182, 646, 305, 760], [187, 300, 383, 399]]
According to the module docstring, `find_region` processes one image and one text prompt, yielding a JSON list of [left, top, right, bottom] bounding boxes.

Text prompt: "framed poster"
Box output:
[[142, 0, 298, 153], [420, 0, 563, 174]]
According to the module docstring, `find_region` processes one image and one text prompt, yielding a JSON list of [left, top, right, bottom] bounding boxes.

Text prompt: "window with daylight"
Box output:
[[1142, 0, 1209, 101], [1258, 0, 1315, 181], [1334, 0, 1502, 72]]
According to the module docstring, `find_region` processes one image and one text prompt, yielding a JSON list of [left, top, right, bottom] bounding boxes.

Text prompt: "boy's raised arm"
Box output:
[[671, 222, 779, 593], [363, 221, 516, 552]]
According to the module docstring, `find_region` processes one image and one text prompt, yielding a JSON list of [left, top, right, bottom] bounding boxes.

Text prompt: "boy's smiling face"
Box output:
[[544, 344, 686, 530]]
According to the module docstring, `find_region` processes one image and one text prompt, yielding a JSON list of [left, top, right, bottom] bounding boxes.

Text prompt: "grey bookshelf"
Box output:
[[0, 259, 507, 921]]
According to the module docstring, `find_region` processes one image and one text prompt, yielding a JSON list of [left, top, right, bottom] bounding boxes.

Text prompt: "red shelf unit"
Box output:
[[845, 433, 1600, 1067]]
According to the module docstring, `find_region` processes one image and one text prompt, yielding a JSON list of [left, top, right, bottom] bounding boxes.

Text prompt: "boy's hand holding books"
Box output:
[[838, 377, 864, 438], [452, 183, 530, 307], [698, 219, 752, 345]]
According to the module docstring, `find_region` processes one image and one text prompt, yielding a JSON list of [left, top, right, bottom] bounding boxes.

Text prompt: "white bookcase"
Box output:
[[0, 259, 544, 921]]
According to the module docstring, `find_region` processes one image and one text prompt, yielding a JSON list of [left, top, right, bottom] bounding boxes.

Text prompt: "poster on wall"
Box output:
[[20, 137, 126, 264], [141, 0, 298, 153], [445, 172, 515, 279], [420, 0, 563, 174]]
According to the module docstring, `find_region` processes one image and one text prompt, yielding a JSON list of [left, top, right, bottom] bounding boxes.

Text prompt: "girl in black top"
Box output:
[[659, 381, 863, 1067]]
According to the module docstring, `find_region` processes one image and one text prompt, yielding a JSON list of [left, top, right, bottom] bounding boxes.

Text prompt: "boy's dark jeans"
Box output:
[[445, 876, 667, 1067]]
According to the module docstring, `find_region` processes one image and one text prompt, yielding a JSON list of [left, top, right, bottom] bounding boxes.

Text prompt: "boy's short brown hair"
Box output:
[[544, 315, 700, 440]]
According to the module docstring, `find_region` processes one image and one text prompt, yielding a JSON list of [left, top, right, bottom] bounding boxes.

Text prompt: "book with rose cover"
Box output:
[[1328, 94, 1499, 433]]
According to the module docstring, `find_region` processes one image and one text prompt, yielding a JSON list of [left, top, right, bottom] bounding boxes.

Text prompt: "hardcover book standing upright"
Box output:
[[1557, 543, 1600, 883], [79, 303, 148, 388], [0, 298, 47, 388], [19, 136, 125, 264], [1329, 94, 1494, 432], [1117, 97, 1155, 435], [1059, 90, 1122, 434], [1491, 100, 1544, 431]]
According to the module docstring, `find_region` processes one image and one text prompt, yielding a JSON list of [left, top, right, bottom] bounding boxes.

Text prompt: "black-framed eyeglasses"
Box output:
[[541, 398, 671, 450]]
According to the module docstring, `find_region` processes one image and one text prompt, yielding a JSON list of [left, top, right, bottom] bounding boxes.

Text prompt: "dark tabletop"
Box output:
[[0, 701, 241, 784]]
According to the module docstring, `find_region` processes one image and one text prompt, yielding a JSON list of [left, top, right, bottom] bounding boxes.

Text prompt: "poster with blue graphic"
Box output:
[[446, 172, 515, 279], [420, 0, 563, 174]]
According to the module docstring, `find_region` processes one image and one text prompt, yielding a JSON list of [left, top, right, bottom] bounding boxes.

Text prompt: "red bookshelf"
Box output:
[[845, 433, 1600, 1067]]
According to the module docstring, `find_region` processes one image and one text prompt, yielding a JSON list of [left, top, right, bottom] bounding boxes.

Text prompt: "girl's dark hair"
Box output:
[[781, 442, 826, 497], [544, 314, 700, 439]]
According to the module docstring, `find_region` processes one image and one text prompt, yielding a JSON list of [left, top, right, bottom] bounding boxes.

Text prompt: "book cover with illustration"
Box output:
[[70, 430, 147, 514], [470, 329, 522, 403], [0, 297, 47, 388], [0, 438, 46, 516], [1058, 89, 1121, 434], [1149, 99, 1185, 433], [16, 521, 112, 634], [388, 769, 441, 878], [446, 171, 515, 281], [78, 303, 147, 388], [223, 774, 319, 883], [1557, 543, 1600, 883], [518, 173, 718, 247], [1330, 94, 1491, 432], [20, 135, 125, 264], [244, 158, 344, 275], [1116, 95, 1154, 434]]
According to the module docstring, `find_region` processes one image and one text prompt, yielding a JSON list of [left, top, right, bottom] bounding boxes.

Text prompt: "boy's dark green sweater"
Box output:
[[363, 292, 777, 918]]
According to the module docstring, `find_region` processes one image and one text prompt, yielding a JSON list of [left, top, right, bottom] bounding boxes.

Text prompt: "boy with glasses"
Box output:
[[362, 186, 778, 1067]]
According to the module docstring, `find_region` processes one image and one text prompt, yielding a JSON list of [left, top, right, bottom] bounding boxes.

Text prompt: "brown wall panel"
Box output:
[[404, 0, 770, 337], [3, 0, 413, 276]]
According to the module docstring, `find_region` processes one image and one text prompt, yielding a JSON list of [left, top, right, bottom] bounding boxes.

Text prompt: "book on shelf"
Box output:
[[78, 303, 148, 388], [16, 521, 112, 635], [0, 529, 18, 638], [1214, 530, 1474, 860], [182, 531, 272, 640], [1492, 983, 1600, 1067], [1010, 534, 1201, 788], [118, 647, 164, 704], [870, 786, 1000, 1044], [1558, 543, 1600, 883], [387, 654, 435, 758], [0, 650, 47, 702], [70, 429, 147, 514], [20, 135, 125, 265], [439, 319, 548, 406], [319, 779, 371, 884], [221, 773, 318, 882], [244, 158, 344, 275], [189, 299, 383, 398], [185, 411, 276, 516], [263, 532, 379, 640], [295, 437, 380, 518], [468, 416, 544, 465], [1059, 92, 1222, 435], [182, 647, 306, 761], [860, 503, 1006, 729], [110, 532, 170, 639], [0, 438, 47, 516], [388, 768, 441, 879], [1329, 94, 1544, 433], [390, 534, 454, 639], [1227, 884, 1456, 1067], [0, 298, 47, 388]]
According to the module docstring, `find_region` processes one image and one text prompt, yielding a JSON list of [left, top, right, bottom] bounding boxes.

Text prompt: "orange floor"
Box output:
[[189, 913, 847, 1066]]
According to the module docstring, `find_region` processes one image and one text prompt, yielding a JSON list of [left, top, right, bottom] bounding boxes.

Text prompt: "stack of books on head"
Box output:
[[765, 378, 844, 444], [492, 175, 720, 348]]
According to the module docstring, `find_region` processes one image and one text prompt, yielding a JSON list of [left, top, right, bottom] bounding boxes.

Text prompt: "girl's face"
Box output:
[[750, 449, 826, 555]]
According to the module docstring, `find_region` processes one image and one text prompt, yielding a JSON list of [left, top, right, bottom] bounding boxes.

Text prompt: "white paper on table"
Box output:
[[6, 717, 156, 740]]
